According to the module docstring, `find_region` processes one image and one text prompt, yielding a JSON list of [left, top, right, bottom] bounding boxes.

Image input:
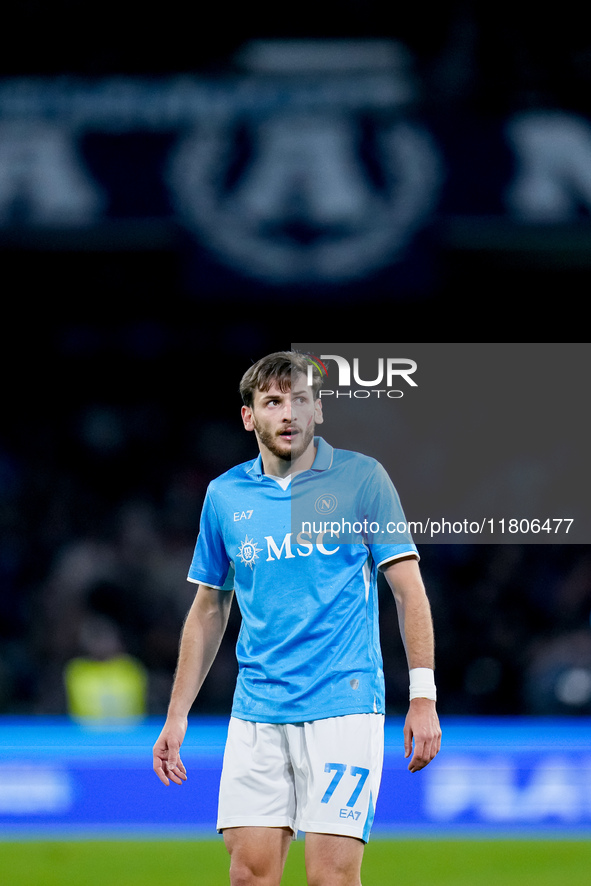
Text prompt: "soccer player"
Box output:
[[153, 350, 441, 886]]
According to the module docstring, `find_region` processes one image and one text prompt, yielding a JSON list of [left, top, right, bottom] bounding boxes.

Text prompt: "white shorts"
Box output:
[[216, 713, 384, 843]]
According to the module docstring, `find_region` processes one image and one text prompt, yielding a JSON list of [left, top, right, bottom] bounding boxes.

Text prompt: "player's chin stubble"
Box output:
[[255, 422, 314, 463]]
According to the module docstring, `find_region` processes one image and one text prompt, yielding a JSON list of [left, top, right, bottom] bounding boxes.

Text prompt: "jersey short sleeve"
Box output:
[[188, 487, 234, 590], [358, 460, 418, 569]]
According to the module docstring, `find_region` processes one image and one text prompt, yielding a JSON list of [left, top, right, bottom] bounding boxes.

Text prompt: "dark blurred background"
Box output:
[[1, 2, 590, 721]]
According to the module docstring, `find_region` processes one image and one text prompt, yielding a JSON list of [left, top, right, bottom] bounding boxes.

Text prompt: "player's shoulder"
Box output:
[[329, 445, 394, 493], [331, 445, 382, 473]]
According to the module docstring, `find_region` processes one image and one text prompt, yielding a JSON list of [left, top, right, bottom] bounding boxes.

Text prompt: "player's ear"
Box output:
[[314, 397, 324, 425], [242, 405, 255, 431]]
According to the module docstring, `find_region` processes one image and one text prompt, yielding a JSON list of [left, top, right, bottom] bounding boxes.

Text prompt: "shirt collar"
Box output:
[[246, 436, 333, 481], [246, 454, 265, 480], [310, 436, 333, 471]]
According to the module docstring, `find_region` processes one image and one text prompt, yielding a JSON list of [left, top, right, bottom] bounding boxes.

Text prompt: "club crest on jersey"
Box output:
[[237, 535, 262, 569], [315, 493, 338, 515]]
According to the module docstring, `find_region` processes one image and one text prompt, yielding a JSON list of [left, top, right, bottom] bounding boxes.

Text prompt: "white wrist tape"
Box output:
[[409, 667, 437, 701]]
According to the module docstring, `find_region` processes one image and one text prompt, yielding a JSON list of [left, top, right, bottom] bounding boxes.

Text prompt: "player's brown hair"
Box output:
[[239, 351, 323, 407]]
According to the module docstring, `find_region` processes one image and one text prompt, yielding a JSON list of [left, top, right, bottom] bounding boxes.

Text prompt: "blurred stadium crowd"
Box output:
[[1, 327, 590, 721]]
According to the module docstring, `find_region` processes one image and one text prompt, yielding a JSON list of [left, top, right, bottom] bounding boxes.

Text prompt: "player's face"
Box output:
[[242, 374, 323, 464]]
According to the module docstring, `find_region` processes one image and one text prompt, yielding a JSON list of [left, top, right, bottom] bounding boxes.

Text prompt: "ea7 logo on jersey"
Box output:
[[234, 510, 253, 521]]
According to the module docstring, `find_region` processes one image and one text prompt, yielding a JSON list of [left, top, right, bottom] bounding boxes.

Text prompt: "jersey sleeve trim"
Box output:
[[187, 576, 231, 590], [377, 551, 420, 570]]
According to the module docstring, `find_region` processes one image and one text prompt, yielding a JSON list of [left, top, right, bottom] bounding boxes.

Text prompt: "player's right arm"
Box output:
[[152, 584, 233, 786]]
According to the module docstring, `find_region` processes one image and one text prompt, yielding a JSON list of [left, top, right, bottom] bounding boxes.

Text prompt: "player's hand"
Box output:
[[404, 697, 441, 772], [153, 716, 188, 786]]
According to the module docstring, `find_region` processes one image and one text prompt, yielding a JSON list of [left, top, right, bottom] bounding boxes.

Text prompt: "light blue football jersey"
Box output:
[[188, 437, 418, 723]]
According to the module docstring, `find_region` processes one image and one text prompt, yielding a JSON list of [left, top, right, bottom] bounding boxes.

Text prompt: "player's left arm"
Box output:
[[383, 556, 441, 772]]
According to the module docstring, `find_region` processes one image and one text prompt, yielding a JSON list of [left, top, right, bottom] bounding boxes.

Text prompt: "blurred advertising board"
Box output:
[[1, 717, 590, 837]]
